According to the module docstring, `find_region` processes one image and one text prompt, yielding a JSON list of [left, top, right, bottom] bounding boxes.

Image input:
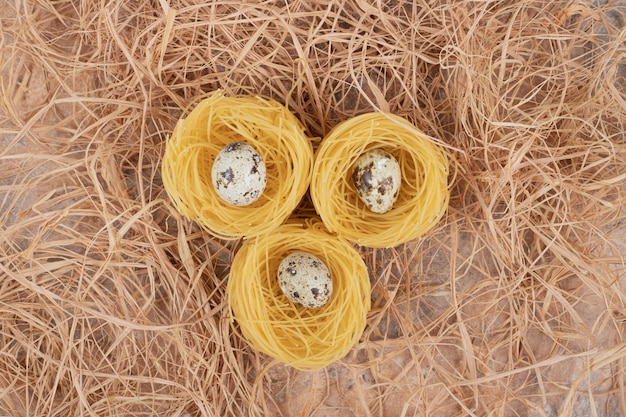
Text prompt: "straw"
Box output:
[[1, 0, 624, 415]]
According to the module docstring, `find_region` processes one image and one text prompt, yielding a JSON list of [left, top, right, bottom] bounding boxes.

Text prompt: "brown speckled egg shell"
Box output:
[[211, 142, 267, 206], [277, 252, 333, 309], [352, 149, 401, 214]]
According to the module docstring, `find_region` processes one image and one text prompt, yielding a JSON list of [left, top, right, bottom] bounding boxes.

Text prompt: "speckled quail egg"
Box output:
[[211, 142, 267, 206], [277, 252, 333, 309], [352, 149, 401, 214]]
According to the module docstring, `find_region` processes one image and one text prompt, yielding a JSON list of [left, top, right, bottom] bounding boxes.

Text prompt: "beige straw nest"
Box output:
[[1, 1, 625, 416]]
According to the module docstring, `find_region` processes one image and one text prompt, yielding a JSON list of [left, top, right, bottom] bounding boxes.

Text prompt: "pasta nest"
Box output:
[[227, 220, 371, 371], [162, 91, 313, 239], [311, 112, 451, 248]]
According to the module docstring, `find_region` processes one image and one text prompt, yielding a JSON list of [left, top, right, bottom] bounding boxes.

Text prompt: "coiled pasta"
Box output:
[[311, 112, 451, 248], [162, 91, 314, 239], [227, 220, 371, 371]]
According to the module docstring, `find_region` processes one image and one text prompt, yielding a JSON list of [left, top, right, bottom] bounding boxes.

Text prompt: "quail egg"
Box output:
[[211, 142, 267, 206], [352, 149, 401, 214], [277, 252, 333, 309]]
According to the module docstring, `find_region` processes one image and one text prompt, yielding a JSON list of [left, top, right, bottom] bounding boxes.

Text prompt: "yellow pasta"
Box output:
[[227, 220, 371, 371], [311, 112, 451, 248], [162, 91, 313, 239]]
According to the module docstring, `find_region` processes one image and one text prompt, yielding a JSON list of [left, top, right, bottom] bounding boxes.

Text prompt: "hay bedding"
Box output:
[[0, 0, 625, 415]]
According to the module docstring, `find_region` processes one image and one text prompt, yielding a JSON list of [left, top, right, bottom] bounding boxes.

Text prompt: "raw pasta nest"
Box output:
[[227, 220, 371, 371], [311, 112, 451, 248], [162, 91, 313, 239]]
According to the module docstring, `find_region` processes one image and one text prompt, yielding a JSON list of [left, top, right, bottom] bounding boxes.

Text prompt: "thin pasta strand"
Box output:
[[227, 220, 371, 371], [162, 90, 314, 239], [311, 112, 451, 248]]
